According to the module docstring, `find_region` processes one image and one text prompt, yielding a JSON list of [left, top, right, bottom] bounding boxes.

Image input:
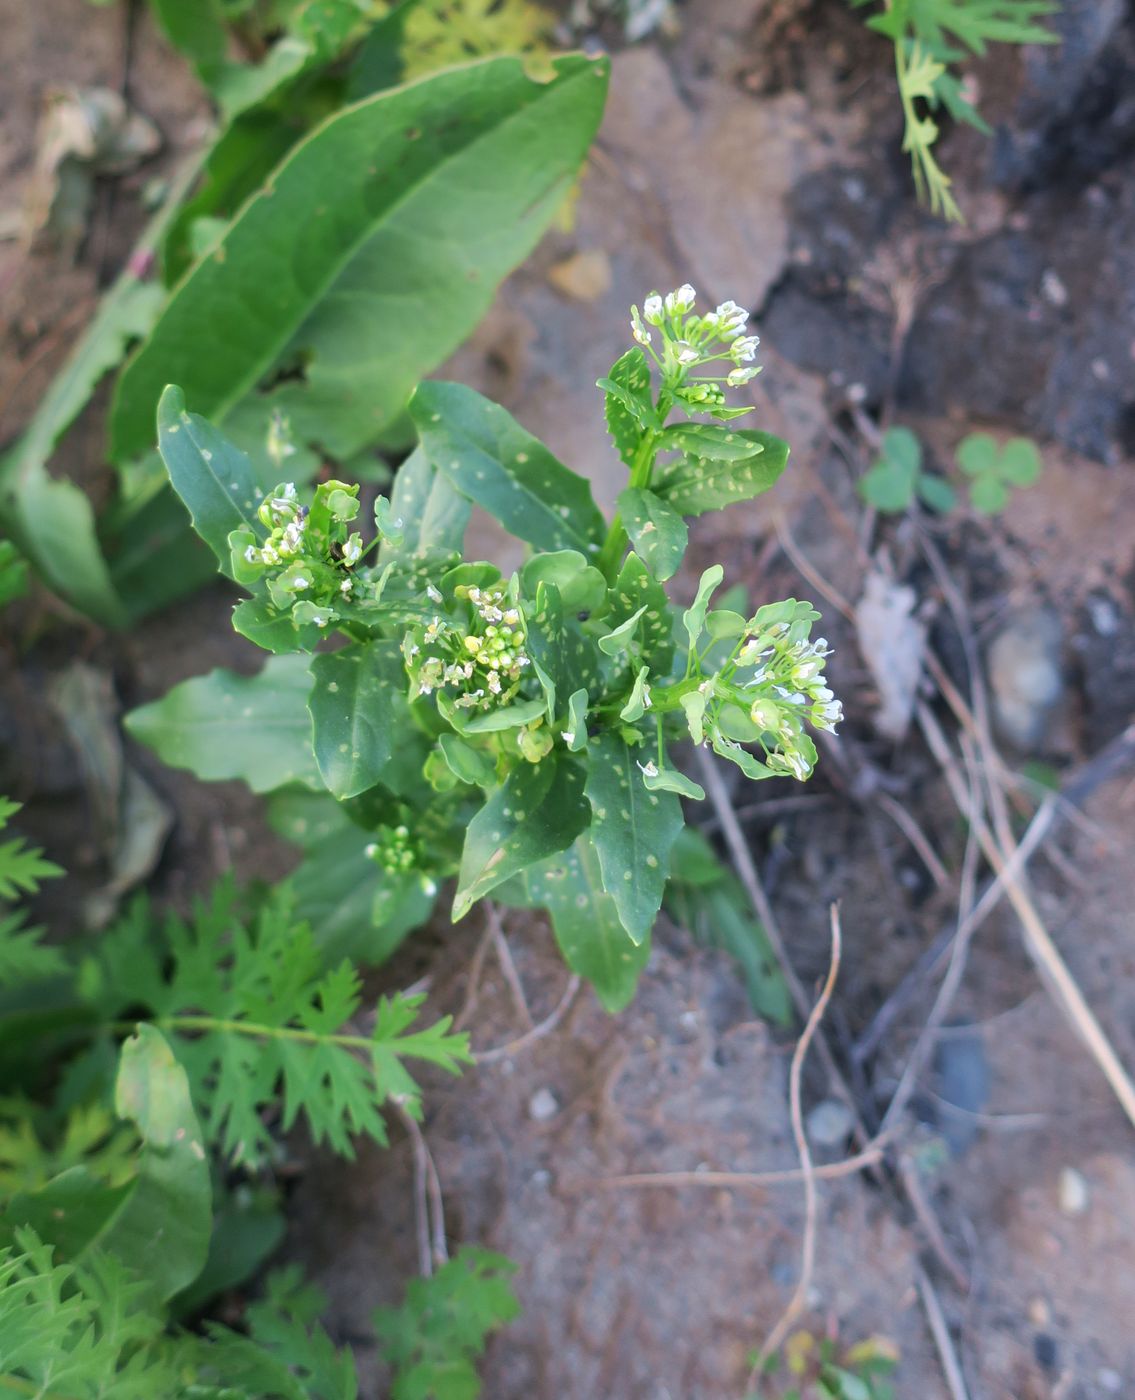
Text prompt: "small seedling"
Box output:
[[755, 1328, 899, 1400], [858, 426, 955, 514], [955, 432, 1042, 513]]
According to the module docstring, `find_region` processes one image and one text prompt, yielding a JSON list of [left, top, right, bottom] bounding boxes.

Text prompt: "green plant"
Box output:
[[955, 430, 1042, 512], [857, 425, 1042, 516], [0, 865, 521, 1396], [854, 0, 1059, 219], [0, 4, 604, 625], [0, 798, 64, 983], [128, 284, 841, 1012], [757, 1328, 899, 1400], [857, 425, 955, 513]]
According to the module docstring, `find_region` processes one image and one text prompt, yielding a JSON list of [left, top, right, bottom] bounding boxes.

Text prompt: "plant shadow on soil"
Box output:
[[3, 0, 1135, 1394]]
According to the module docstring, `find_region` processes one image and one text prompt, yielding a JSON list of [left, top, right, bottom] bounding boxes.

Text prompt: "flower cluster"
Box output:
[[630, 283, 761, 412], [231, 479, 364, 627], [403, 582, 531, 713], [743, 631, 841, 779], [365, 824, 417, 875]]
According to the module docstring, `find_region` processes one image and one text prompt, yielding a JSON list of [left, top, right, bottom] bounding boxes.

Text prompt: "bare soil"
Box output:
[[3, 1, 1135, 1396]]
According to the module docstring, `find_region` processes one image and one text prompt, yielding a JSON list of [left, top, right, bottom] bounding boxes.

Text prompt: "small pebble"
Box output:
[[528, 1087, 560, 1122], [987, 608, 1063, 748], [1027, 1296, 1051, 1328], [805, 1098, 855, 1149], [1098, 1368, 1123, 1392], [1058, 1166, 1090, 1217]]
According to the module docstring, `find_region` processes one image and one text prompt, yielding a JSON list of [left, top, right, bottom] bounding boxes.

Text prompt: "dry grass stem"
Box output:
[[916, 1262, 972, 1400], [584, 1139, 887, 1194], [476, 974, 582, 1065], [746, 905, 843, 1396]]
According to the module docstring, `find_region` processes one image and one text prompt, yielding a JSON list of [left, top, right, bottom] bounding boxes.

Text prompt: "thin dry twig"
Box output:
[[747, 905, 843, 1396], [393, 1103, 447, 1274], [582, 1138, 887, 1194], [774, 514, 856, 621], [475, 974, 582, 1065], [485, 904, 535, 1031], [874, 790, 951, 889], [919, 701, 1135, 1131], [916, 1262, 971, 1400]]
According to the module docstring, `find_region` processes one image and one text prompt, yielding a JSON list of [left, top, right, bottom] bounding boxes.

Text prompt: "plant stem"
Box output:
[[596, 426, 657, 582], [117, 1015, 377, 1051]]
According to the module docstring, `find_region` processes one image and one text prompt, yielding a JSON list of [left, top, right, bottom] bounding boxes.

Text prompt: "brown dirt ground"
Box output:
[[3, 1, 1135, 1397]]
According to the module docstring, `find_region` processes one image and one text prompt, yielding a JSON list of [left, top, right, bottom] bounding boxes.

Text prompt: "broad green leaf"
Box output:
[[564, 688, 589, 751], [584, 732, 683, 945], [605, 553, 674, 672], [859, 426, 922, 512], [148, 0, 229, 89], [526, 582, 601, 722], [107, 1024, 212, 1302], [514, 834, 649, 1012], [444, 695, 547, 735], [112, 54, 610, 465], [598, 605, 646, 657], [601, 347, 654, 467], [642, 765, 704, 801], [126, 654, 322, 793], [617, 487, 687, 582], [2, 1170, 135, 1267], [383, 445, 470, 561], [438, 734, 496, 788], [453, 756, 588, 920], [969, 475, 1008, 514], [654, 429, 789, 516], [710, 733, 775, 781], [0, 276, 164, 624], [915, 473, 957, 513], [232, 596, 320, 653], [411, 381, 607, 555], [656, 423, 766, 460], [308, 642, 404, 799], [157, 386, 266, 576], [705, 608, 747, 638], [999, 437, 1041, 485], [682, 564, 723, 649], [520, 550, 606, 614]]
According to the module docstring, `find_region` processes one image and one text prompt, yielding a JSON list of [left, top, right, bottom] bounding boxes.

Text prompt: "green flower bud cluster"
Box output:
[[231, 479, 365, 629], [364, 824, 417, 876], [629, 283, 761, 414], [403, 583, 531, 713]]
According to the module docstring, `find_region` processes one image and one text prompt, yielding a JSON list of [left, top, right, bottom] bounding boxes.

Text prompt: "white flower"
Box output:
[[731, 335, 760, 364], [561, 731, 575, 745], [292, 575, 309, 590], [665, 283, 696, 315], [340, 578, 353, 595], [426, 583, 443, 604], [244, 545, 259, 563], [675, 342, 699, 365], [715, 300, 748, 338], [727, 365, 759, 387], [343, 536, 362, 565], [643, 293, 664, 324]]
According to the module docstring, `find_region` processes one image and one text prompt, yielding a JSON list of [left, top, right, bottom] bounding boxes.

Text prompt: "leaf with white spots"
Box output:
[[382, 444, 471, 561], [411, 381, 607, 554], [156, 385, 266, 578], [654, 429, 789, 517], [125, 653, 323, 793], [513, 833, 650, 1011], [526, 581, 603, 723], [308, 641, 406, 799], [603, 553, 675, 673], [617, 487, 688, 581], [655, 423, 767, 461], [453, 756, 589, 920], [584, 732, 683, 945], [601, 347, 655, 467]]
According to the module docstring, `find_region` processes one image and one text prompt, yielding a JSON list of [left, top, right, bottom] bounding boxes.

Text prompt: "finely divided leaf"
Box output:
[[584, 732, 683, 945], [412, 382, 607, 555]]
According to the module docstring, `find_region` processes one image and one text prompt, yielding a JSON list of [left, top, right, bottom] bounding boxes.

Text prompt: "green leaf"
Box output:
[[438, 734, 496, 788], [526, 582, 601, 723], [148, 0, 229, 88], [384, 445, 471, 561], [682, 564, 724, 650], [453, 756, 588, 920], [564, 688, 589, 751], [914, 473, 957, 513], [642, 766, 704, 801], [858, 426, 923, 512], [654, 429, 789, 516], [584, 732, 683, 945], [605, 553, 675, 672], [111, 54, 610, 465], [511, 834, 648, 1011], [999, 437, 1042, 485], [655, 423, 766, 460], [108, 1024, 212, 1301], [617, 487, 688, 582], [126, 654, 323, 794], [411, 381, 607, 555], [519, 550, 607, 614], [446, 695, 548, 736], [157, 386, 267, 576], [308, 643, 405, 799], [710, 733, 775, 781], [619, 666, 651, 722], [601, 347, 654, 467], [598, 605, 646, 657], [969, 474, 1008, 514], [232, 596, 321, 653], [955, 431, 997, 477]]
